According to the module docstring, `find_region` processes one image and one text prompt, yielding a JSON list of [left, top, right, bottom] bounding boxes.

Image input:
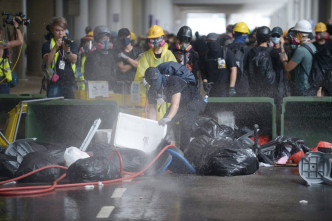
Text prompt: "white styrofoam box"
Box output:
[[94, 129, 112, 144], [113, 112, 167, 153]]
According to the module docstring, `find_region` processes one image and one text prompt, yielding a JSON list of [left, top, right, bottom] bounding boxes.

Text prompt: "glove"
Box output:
[[229, 87, 236, 97], [158, 117, 172, 126], [118, 52, 128, 60]]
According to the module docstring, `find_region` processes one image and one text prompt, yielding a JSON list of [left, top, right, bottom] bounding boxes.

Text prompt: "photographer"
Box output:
[[0, 16, 23, 94], [42, 17, 78, 98]]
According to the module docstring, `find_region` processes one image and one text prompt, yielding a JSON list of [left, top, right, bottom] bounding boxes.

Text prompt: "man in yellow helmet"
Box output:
[[135, 25, 177, 120], [226, 21, 250, 96], [0, 17, 23, 94]]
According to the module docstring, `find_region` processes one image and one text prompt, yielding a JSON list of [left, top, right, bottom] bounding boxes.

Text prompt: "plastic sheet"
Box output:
[[67, 156, 121, 183], [186, 135, 259, 176]]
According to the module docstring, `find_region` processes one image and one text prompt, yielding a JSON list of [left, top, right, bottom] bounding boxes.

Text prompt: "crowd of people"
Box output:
[[2, 16, 332, 151]]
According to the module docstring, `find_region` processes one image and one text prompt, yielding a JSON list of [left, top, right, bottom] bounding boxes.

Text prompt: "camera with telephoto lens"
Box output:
[[62, 36, 73, 48], [2, 11, 30, 26]]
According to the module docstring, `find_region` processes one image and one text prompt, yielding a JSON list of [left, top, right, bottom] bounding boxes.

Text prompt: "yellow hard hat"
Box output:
[[233, 22, 249, 34], [147, 25, 164, 38], [131, 32, 136, 41], [315, 22, 327, 32]]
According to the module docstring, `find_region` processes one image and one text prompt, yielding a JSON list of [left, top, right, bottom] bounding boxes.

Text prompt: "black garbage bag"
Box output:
[[15, 152, 62, 183], [191, 117, 234, 139], [67, 156, 121, 183], [185, 135, 259, 176], [90, 142, 147, 173], [260, 136, 310, 164]]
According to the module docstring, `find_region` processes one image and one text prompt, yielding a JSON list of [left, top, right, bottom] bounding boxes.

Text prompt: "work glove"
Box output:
[[118, 52, 128, 60], [158, 117, 172, 126], [228, 87, 236, 97]]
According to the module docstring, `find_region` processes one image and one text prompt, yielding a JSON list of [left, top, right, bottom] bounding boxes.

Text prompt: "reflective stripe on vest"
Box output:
[[0, 58, 12, 82], [49, 38, 77, 77]]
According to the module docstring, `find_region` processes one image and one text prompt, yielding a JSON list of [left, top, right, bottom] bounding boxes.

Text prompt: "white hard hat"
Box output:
[[294, 19, 312, 33]]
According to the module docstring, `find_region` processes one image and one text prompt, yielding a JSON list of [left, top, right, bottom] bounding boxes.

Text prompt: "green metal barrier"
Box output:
[[207, 97, 277, 139], [25, 99, 118, 147], [281, 96, 332, 148]]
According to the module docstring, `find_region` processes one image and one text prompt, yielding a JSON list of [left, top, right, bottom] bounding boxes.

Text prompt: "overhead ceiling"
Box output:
[[172, 0, 289, 15]]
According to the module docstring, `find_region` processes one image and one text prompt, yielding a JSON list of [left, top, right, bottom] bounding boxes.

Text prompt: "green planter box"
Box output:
[[25, 99, 118, 147], [207, 97, 277, 139], [281, 96, 332, 148]]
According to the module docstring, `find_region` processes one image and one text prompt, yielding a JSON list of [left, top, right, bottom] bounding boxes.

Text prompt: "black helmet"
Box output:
[[271, 27, 283, 37], [177, 26, 192, 42], [256, 26, 271, 43], [93, 25, 111, 41]]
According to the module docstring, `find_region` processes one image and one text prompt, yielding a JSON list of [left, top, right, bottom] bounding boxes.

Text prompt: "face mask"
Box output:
[[122, 37, 131, 46], [234, 35, 247, 43], [83, 41, 92, 53], [271, 37, 280, 45]]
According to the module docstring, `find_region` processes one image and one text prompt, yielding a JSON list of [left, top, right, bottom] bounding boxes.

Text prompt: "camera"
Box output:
[[2, 11, 30, 26], [62, 36, 73, 48]]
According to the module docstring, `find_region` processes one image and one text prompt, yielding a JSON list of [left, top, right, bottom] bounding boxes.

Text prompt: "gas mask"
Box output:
[[83, 40, 93, 53], [267, 41, 274, 48], [316, 32, 329, 40], [96, 40, 112, 54], [148, 36, 165, 48]]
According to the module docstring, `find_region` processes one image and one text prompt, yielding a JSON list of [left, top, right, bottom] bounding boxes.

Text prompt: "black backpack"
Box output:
[[301, 44, 326, 88], [227, 43, 250, 95], [157, 61, 197, 85], [250, 47, 276, 86]]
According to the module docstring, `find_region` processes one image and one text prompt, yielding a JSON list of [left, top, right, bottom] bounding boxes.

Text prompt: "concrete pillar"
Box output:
[[121, 0, 133, 31], [89, 0, 107, 29], [142, 0, 173, 34], [74, 0, 89, 40], [108, 0, 122, 32], [55, 0, 63, 17]]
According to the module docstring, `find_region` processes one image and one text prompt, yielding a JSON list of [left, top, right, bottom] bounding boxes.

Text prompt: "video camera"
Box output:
[[2, 11, 30, 26], [62, 36, 73, 48]]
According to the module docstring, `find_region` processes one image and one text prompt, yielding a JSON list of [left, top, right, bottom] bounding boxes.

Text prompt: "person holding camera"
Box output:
[[42, 17, 78, 98], [0, 16, 23, 94]]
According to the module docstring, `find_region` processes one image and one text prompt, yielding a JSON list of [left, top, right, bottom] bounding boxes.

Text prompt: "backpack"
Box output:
[[301, 44, 326, 88], [157, 61, 197, 85], [250, 47, 276, 86], [227, 43, 250, 95]]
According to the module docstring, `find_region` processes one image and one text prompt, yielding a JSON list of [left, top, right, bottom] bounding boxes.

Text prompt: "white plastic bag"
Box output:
[[64, 146, 90, 167]]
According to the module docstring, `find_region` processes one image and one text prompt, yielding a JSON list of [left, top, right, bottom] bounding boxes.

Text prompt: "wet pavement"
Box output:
[[1, 166, 332, 221]]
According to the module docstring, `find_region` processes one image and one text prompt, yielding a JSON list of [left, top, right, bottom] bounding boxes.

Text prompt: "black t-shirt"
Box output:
[[41, 40, 78, 86], [116, 46, 143, 81], [201, 47, 236, 84], [148, 76, 201, 108]]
